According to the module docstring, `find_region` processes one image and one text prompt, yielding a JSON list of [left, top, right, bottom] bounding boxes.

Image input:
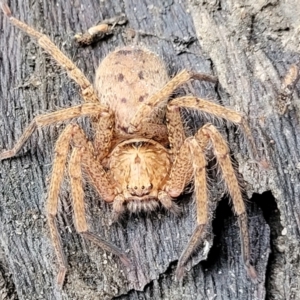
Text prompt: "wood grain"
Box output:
[[1, 0, 298, 299]]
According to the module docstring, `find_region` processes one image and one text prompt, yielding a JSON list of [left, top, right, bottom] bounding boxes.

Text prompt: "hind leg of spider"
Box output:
[[131, 92, 257, 160], [46, 124, 130, 286], [129, 69, 217, 132], [170, 96, 257, 159], [0, 103, 107, 161]]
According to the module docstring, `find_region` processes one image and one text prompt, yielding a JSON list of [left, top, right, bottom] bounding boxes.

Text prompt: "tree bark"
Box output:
[[0, 0, 299, 299]]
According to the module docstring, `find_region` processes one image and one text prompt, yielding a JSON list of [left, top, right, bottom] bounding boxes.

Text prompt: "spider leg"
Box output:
[[129, 69, 217, 132], [136, 123, 169, 146], [0, 103, 107, 160], [169, 96, 256, 158], [166, 138, 193, 197], [69, 147, 131, 267], [164, 106, 256, 280], [93, 110, 115, 159], [165, 136, 209, 280], [164, 104, 211, 274], [1, 2, 98, 103], [47, 123, 130, 286], [200, 124, 257, 281], [47, 125, 77, 286], [165, 105, 186, 159], [80, 143, 116, 202]]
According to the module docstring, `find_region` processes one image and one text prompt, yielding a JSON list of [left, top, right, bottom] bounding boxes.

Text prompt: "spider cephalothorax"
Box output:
[[0, 2, 258, 287], [108, 139, 174, 215]]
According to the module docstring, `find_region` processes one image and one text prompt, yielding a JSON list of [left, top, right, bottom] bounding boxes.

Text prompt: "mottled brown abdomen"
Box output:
[[95, 46, 169, 133]]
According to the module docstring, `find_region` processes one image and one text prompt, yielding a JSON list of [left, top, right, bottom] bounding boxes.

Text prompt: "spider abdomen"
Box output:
[[95, 46, 169, 134]]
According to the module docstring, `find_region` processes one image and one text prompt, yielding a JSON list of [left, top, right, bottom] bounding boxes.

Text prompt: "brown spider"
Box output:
[[0, 2, 258, 286]]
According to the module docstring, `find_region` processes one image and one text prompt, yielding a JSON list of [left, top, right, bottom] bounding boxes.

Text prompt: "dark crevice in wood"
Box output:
[[252, 191, 282, 300], [202, 197, 231, 270], [0, 252, 18, 300]]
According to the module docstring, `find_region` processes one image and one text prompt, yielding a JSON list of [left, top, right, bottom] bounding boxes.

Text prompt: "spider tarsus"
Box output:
[[0, 150, 14, 161], [257, 157, 271, 170], [175, 224, 205, 279], [111, 210, 124, 223], [0, 1, 11, 17], [81, 231, 131, 269], [57, 267, 67, 288], [246, 263, 258, 284], [169, 202, 182, 216], [120, 253, 133, 270], [175, 225, 209, 279], [190, 71, 218, 83], [174, 264, 185, 281]]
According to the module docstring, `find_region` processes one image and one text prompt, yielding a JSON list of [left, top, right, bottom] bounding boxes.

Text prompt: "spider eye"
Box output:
[[134, 186, 137, 190], [141, 186, 145, 189], [127, 185, 129, 190]]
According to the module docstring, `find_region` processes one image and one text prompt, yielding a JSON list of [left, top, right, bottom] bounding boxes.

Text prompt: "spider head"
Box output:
[[109, 139, 171, 214]]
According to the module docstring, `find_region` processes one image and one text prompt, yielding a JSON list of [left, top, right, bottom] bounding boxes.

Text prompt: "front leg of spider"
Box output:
[[47, 123, 132, 286], [165, 103, 257, 281]]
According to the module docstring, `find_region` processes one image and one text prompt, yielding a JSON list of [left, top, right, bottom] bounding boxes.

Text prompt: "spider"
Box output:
[[0, 2, 258, 286]]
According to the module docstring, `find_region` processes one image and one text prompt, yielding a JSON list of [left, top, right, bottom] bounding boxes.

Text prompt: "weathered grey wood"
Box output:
[[188, 1, 300, 300], [1, 0, 298, 299]]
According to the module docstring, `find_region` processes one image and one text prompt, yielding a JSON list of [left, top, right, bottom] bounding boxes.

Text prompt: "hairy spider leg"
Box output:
[[0, 2, 99, 103], [0, 103, 108, 160], [47, 123, 131, 286], [165, 135, 208, 280], [129, 69, 217, 130], [171, 96, 257, 159], [164, 106, 209, 280], [164, 113, 257, 281], [166, 96, 257, 280], [129, 69, 257, 159]]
